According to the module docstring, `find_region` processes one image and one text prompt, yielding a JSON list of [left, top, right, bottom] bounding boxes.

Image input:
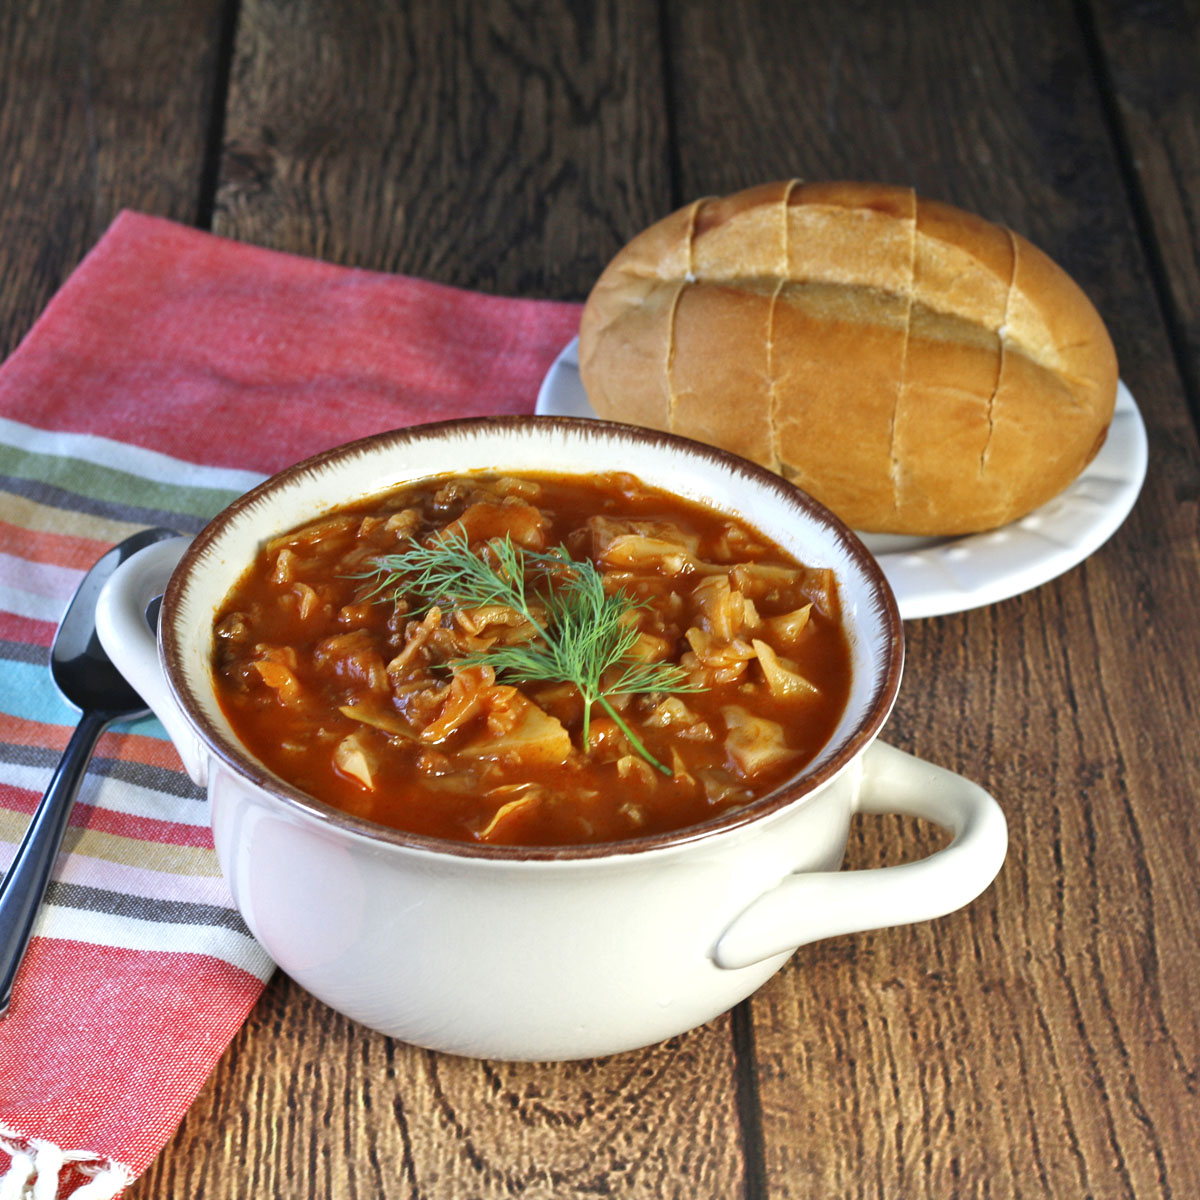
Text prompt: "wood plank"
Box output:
[[130, 4, 749, 1198], [1088, 0, 1200, 413], [213, 0, 670, 299], [666, 0, 1200, 1196], [134, 976, 748, 1199], [0, 0, 228, 357]]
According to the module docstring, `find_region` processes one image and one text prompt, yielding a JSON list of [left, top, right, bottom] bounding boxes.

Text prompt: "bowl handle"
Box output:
[[95, 538, 209, 787], [712, 741, 1007, 970]]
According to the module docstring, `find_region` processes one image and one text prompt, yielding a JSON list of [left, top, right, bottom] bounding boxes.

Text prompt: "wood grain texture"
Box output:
[[667, 0, 1200, 1196], [0, 0, 227, 357], [131, 973, 748, 1199], [1089, 0, 1200, 416], [214, 0, 669, 298]]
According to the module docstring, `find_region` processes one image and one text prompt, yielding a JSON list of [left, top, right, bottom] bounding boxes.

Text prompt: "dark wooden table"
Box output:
[[3, 1, 1198, 1196]]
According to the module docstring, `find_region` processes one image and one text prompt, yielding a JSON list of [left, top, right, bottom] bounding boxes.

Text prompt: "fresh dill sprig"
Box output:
[[360, 530, 697, 774], [356, 530, 528, 610]]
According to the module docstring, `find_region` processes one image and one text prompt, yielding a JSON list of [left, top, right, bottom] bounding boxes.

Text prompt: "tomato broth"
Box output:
[[211, 471, 852, 846]]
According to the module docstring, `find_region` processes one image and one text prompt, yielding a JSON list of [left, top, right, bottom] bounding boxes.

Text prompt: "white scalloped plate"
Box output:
[[536, 337, 1148, 620]]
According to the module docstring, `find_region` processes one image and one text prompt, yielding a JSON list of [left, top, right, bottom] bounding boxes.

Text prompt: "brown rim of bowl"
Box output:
[[162, 414, 903, 862]]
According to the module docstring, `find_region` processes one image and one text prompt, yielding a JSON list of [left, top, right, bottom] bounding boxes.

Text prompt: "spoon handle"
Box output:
[[0, 708, 115, 1017]]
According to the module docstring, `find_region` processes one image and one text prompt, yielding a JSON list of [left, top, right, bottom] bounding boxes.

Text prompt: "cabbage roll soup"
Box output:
[[211, 472, 852, 847]]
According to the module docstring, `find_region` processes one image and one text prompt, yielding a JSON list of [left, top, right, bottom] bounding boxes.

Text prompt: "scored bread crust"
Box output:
[[578, 181, 1119, 535]]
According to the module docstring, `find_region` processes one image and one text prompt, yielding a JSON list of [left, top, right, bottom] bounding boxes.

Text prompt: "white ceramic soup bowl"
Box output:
[[96, 416, 1006, 1061]]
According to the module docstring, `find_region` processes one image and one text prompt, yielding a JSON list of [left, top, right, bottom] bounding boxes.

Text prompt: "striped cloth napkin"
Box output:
[[0, 211, 580, 1197]]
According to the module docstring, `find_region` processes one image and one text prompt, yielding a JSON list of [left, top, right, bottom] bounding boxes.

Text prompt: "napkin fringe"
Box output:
[[0, 1126, 131, 1200]]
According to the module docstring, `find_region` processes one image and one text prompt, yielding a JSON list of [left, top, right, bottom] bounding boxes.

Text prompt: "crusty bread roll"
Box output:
[[578, 181, 1118, 535]]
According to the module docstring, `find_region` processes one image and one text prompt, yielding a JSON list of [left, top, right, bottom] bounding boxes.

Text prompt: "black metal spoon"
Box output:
[[0, 527, 179, 1016]]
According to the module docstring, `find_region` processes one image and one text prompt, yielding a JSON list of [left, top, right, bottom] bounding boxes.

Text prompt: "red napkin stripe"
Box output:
[[5, 216, 581, 473]]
